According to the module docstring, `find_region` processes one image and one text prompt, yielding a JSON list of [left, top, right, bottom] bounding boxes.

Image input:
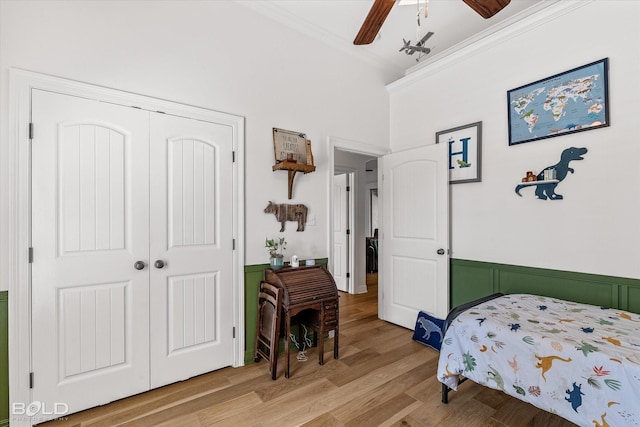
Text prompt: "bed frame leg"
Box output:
[[441, 383, 450, 404]]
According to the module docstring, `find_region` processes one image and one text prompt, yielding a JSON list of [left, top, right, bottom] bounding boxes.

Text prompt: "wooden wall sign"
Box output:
[[273, 128, 308, 164], [272, 128, 316, 199]]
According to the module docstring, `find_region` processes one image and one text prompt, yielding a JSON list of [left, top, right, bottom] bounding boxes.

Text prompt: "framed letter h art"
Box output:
[[436, 121, 482, 184]]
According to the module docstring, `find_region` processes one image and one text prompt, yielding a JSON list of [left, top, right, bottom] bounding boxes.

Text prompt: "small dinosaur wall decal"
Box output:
[[515, 147, 588, 200]]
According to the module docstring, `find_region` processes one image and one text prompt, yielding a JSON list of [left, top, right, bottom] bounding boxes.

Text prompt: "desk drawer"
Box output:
[[323, 318, 338, 328], [323, 301, 338, 310], [323, 301, 338, 323]]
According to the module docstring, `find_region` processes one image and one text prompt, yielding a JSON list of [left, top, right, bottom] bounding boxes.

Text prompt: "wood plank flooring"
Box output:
[[40, 274, 576, 426]]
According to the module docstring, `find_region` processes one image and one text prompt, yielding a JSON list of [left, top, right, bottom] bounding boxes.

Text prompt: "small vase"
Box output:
[[270, 255, 284, 270]]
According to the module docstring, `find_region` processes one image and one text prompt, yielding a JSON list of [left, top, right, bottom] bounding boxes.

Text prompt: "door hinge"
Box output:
[[29, 372, 34, 389], [232, 151, 236, 162], [346, 272, 350, 278], [346, 229, 351, 235], [233, 327, 236, 338], [346, 186, 350, 192], [28, 247, 34, 263], [232, 239, 236, 250], [29, 123, 34, 140]]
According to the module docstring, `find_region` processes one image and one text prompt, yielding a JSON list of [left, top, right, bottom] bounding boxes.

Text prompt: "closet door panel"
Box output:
[[31, 89, 151, 422], [149, 113, 234, 388]]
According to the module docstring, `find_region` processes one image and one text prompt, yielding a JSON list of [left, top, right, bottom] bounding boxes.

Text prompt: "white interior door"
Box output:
[[333, 173, 349, 292], [149, 113, 234, 388], [379, 143, 449, 328], [31, 90, 151, 417]]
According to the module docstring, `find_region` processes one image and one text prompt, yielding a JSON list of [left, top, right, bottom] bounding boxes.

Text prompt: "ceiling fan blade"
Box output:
[[354, 0, 396, 45], [462, 0, 511, 19]]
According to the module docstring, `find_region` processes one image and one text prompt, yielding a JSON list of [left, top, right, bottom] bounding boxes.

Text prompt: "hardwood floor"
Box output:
[[40, 275, 576, 426]]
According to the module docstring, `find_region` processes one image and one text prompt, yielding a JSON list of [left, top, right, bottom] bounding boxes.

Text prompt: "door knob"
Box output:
[[154, 260, 166, 269], [134, 261, 146, 270], [437, 248, 446, 255]]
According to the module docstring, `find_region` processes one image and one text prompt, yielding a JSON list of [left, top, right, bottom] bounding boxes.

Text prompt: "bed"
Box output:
[[437, 293, 640, 427]]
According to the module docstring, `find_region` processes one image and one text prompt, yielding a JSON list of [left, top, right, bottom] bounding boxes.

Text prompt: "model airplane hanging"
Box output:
[[399, 31, 434, 58]]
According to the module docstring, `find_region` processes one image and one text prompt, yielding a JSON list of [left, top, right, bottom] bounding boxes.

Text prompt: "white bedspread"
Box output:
[[437, 294, 640, 427]]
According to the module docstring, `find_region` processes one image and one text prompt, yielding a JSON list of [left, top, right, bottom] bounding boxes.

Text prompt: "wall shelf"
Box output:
[[517, 179, 559, 187], [272, 161, 316, 199]]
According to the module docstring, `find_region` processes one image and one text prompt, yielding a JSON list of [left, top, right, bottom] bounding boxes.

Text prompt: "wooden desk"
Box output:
[[263, 265, 339, 378]]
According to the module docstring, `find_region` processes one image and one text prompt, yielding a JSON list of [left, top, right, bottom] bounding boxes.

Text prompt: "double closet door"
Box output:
[[30, 89, 234, 419]]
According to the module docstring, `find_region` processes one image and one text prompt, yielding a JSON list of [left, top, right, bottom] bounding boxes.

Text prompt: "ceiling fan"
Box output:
[[353, 0, 511, 45]]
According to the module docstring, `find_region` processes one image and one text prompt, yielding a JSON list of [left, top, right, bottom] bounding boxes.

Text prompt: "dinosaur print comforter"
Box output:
[[437, 294, 640, 427]]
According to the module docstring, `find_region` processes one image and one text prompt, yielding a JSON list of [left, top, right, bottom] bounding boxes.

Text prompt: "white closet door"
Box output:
[[148, 113, 234, 388], [31, 90, 151, 419], [31, 90, 237, 421]]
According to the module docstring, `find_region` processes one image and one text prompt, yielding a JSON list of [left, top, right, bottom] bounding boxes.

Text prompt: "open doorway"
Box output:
[[329, 138, 385, 296], [365, 159, 379, 291]]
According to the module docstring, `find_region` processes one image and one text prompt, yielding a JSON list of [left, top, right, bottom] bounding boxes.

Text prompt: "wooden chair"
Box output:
[[254, 281, 283, 380]]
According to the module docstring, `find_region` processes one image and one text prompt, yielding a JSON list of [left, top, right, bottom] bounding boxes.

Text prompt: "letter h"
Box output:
[[449, 137, 470, 169]]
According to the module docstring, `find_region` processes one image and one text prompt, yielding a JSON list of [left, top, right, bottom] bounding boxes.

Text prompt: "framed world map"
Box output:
[[507, 58, 609, 146]]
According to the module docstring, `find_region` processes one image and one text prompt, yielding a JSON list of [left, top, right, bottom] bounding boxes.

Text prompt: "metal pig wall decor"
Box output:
[[515, 147, 588, 200], [264, 201, 308, 232]]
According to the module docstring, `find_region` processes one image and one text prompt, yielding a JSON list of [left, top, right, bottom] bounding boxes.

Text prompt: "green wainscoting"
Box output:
[[243, 259, 328, 365], [1, 291, 8, 427], [451, 259, 640, 313]]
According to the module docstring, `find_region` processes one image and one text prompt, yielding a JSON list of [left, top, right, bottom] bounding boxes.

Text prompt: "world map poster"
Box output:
[[507, 58, 609, 145]]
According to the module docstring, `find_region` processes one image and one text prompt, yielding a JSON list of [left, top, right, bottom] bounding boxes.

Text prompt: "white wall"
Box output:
[[388, 1, 640, 279], [0, 0, 390, 291]]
